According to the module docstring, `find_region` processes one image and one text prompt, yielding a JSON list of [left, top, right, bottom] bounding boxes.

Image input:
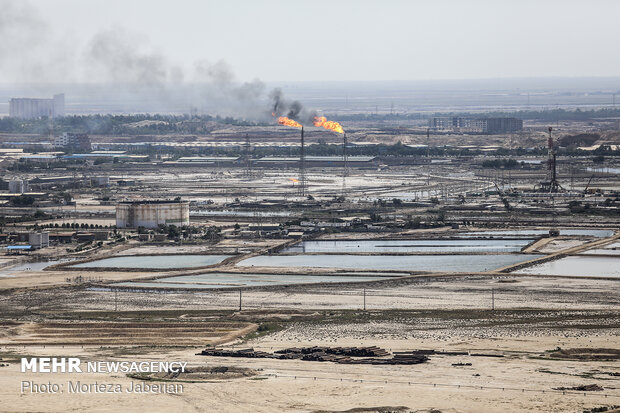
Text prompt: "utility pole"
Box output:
[[298, 127, 306, 197], [114, 290, 118, 312], [342, 133, 348, 198], [243, 133, 252, 179], [491, 288, 495, 311], [363, 288, 366, 311], [239, 289, 242, 311]]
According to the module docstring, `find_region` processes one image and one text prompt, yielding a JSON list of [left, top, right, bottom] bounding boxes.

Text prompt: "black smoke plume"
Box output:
[[269, 88, 316, 125]]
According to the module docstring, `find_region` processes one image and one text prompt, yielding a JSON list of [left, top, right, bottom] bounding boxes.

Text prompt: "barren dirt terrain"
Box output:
[[0, 309, 618, 412], [1, 273, 619, 412]]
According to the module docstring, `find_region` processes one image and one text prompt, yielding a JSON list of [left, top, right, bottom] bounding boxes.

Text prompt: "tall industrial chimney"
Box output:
[[298, 127, 307, 197], [342, 133, 348, 197]]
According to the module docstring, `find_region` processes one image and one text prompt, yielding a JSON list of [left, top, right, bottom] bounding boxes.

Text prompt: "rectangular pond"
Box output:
[[71, 255, 231, 269], [580, 249, 620, 256], [587, 167, 620, 174], [237, 254, 543, 272], [457, 229, 614, 238], [513, 256, 620, 278], [580, 242, 620, 256], [0, 259, 76, 277], [283, 239, 533, 254], [115, 272, 389, 289]]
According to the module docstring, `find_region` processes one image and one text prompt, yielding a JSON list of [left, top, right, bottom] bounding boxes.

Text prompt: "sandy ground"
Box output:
[[0, 232, 617, 411], [0, 320, 257, 346], [0, 254, 618, 412], [1, 272, 619, 311], [0, 258, 15, 267], [0, 268, 184, 289], [536, 239, 591, 253], [1, 274, 616, 410], [0, 328, 618, 412]]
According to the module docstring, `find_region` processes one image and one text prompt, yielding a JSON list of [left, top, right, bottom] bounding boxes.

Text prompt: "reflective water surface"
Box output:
[[72, 255, 231, 269], [238, 254, 543, 272], [514, 256, 620, 277]]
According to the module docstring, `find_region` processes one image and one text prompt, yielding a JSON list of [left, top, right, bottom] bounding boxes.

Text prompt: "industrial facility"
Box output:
[[2, 2, 620, 412], [9, 94, 65, 119], [115, 200, 190, 228], [53, 132, 92, 151], [430, 116, 523, 133]]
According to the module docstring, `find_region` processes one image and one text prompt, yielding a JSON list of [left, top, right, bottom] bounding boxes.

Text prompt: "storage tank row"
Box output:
[[115, 200, 189, 228]]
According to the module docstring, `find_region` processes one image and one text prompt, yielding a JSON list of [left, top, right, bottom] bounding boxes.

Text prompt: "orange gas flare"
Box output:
[[278, 116, 302, 128], [313, 116, 344, 134]]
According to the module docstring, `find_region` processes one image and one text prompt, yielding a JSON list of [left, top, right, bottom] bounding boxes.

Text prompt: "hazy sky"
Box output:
[[4, 0, 620, 83]]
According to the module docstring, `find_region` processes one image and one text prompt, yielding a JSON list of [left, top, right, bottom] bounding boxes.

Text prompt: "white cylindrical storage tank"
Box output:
[[116, 200, 189, 228]]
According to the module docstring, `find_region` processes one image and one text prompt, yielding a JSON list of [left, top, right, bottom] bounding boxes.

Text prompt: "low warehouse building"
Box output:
[[49, 232, 75, 243], [116, 200, 189, 229]]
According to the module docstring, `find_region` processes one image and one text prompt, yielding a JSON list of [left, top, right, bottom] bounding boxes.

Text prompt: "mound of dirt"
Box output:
[[312, 407, 411, 413], [559, 133, 599, 148], [230, 310, 320, 322], [147, 365, 257, 381], [546, 348, 620, 361], [553, 384, 603, 392]]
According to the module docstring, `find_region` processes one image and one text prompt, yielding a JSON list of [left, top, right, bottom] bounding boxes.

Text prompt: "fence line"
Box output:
[[264, 373, 620, 400]]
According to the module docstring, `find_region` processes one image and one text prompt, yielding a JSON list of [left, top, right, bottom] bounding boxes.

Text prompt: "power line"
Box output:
[[298, 127, 307, 197], [265, 373, 620, 400]]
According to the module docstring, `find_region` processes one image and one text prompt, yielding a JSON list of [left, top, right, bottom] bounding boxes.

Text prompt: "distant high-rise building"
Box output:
[[430, 117, 523, 134], [8, 179, 28, 194], [54, 132, 91, 151], [9, 94, 65, 119]]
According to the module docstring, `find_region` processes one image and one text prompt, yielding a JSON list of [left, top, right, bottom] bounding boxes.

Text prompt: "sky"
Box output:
[[2, 0, 620, 84]]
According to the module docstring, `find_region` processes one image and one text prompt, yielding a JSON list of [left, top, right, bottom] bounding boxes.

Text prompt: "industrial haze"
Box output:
[[2, 78, 620, 116], [2, 0, 620, 118], [1, 1, 620, 413]]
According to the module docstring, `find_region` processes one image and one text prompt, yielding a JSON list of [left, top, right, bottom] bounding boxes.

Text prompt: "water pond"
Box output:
[[457, 229, 614, 238], [116, 272, 390, 289], [238, 254, 543, 272], [514, 256, 620, 278], [283, 239, 532, 254], [71, 255, 231, 269]]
